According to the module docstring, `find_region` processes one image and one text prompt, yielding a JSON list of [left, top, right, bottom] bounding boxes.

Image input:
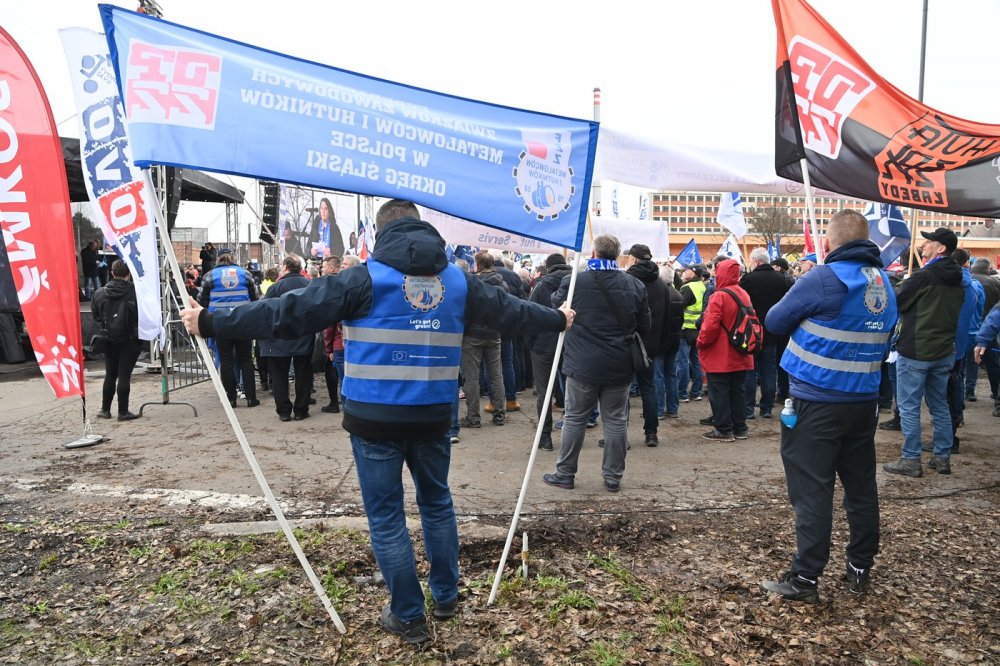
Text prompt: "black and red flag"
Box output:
[[772, 0, 1000, 217]]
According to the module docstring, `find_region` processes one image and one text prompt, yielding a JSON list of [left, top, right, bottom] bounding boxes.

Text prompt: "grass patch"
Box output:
[[152, 570, 190, 596], [590, 639, 627, 666], [25, 601, 48, 616], [105, 518, 129, 530], [497, 644, 513, 659], [37, 554, 58, 571], [128, 545, 153, 559], [535, 574, 568, 592], [320, 570, 352, 603], [223, 569, 260, 597], [86, 536, 107, 551], [146, 517, 170, 527], [657, 594, 688, 635], [2, 522, 26, 533], [587, 551, 646, 601], [666, 642, 702, 666]]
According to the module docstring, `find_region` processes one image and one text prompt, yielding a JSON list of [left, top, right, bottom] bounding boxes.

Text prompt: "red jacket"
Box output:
[[323, 322, 344, 354], [697, 259, 755, 373]]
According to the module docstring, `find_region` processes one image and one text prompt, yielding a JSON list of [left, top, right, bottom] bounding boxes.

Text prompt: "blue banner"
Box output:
[[99, 6, 598, 250], [863, 202, 910, 267]]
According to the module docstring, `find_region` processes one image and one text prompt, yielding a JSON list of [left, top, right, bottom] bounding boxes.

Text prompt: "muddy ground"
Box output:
[[1, 360, 998, 664]]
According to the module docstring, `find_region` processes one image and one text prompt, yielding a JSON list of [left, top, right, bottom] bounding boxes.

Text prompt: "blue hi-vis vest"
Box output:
[[207, 266, 252, 312], [781, 261, 896, 394], [342, 259, 467, 406]]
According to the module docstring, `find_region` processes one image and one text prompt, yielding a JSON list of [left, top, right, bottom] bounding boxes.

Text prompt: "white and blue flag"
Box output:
[[864, 203, 910, 267], [717, 192, 747, 239], [675, 239, 703, 267], [719, 234, 745, 268]]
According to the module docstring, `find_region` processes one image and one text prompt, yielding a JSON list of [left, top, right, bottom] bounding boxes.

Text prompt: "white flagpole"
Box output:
[[143, 171, 346, 634], [487, 230, 584, 606], [799, 158, 824, 264]]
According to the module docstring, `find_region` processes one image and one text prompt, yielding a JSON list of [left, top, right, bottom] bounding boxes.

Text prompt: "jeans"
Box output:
[[780, 399, 880, 580], [350, 434, 459, 623], [655, 351, 679, 416], [554, 377, 629, 483], [102, 338, 142, 414], [744, 342, 777, 416], [676, 331, 702, 399], [500, 337, 517, 401], [635, 362, 658, 434], [896, 354, 953, 459], [707, 371, 747, 435], [462, 337, 504, 422], [83, 275, 100, 300]]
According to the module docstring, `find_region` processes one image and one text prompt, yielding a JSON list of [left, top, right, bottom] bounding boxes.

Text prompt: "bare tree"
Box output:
[[746, 199, 802, 255]]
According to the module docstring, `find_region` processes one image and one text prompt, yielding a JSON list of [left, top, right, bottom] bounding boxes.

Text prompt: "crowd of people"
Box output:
[[164, 202, 1000, 643]]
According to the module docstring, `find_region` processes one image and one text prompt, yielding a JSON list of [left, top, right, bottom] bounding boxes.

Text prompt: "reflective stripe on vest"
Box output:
[[342, 259, 467, 405], [682, 281, 706, 329], [207, 266, 251, 312], [781, 261, 896, 394]]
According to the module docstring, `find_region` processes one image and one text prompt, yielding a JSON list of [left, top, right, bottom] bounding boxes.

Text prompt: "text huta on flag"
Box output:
[[772, 0, 1000, 218], [0, 27, 85, 398]]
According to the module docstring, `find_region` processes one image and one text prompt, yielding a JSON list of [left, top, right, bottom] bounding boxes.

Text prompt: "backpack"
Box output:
[[103, 294, 135, 342], [719, 288, 764, 355]]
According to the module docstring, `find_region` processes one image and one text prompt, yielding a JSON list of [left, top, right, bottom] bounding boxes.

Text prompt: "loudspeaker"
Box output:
[[259, 182, 279, 244]]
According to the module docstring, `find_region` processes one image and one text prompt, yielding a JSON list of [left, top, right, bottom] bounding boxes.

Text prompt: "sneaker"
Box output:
[[699, 416, 715, 426], [432, 597, 457, 620], [506, 400, 521, 412], [321, 402, 340, 413], [492, 412, 505, 426], [484, 403, 496, 413], [644, 432, 658, 447], [966, 391, 977, 402], [459, 417, 481, 429], [878, 417, 900, 431], [553, 419, 564, 430], [379, 606, 430, 644], [96, 410, 112, 419], [538, 434, 553, 451], [603, 479, 620, 493], [278, 414, 292, 422], [927, 456, 951, 474], [117, 412, 140, 422], [745, 413, 756, 420], [883, 457, 923, 477], [246, 399, 261, 408], [734, 430, 749, 440], [586, 418, 598, 428], [760, 411, 772, 419], [450, 435, 461, 444], [693, 395, 703, 401], [702, 429, 735, 442], [663, 412, 679, 419], [543, 473, 574, 490], [760, 572, 819, 603], [679, 397, 690, 403], [845, 563, 871, 595], [293, 412, 310, 421]]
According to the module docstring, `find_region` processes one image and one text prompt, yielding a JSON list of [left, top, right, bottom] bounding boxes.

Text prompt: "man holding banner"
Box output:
[[181, 200, 574, 643]]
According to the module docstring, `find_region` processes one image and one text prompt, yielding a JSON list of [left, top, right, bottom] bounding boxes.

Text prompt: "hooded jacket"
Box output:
[[465, 269, 507, 340], [739, 263, 791, 344], [696, 259, 755, 373], [527, 263, 572, 356], [91, 278, 138, 341], [626, 259, 669, 358], [894, 254, 963, 361], [202, 217, 566, 439]]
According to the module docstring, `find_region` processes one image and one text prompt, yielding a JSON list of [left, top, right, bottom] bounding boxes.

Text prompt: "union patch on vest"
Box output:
[[403, 275, 445, 311], [220, 267, 239, 289], [861, 267, 888, 314]]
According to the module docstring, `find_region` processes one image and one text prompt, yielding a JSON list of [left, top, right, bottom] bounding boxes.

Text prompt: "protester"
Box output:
[[199, 242, 217, 274], [180, 199, 573, 645], [677, 265, 706, 402], [968, 258, 1000, 402], [741, 248, 792, 419], [760, 209, 897, 602], [974, 301, 1000, 416], [544, 234, 650, 493], [943, 249, 984, 450], [884, 228, 964, 477], [460, 252, 508, 427], [80, 239, 101, 300], [656, 263, 685, 420], [91, 260, 142, 421], [527, 253, 572, 451], [320, 255, 343, 414], [696, 259, 754, 441], [199, 253, 259, 408], [624, 243, 669, 446]]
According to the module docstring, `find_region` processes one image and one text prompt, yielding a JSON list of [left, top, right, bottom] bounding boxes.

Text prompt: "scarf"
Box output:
[[587, 258, 620, 271]]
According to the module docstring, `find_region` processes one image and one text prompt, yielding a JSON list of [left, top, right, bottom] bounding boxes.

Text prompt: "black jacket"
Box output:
[[552, 268, 650, 386], [203, 217, 565, 439], [91, 278, 138, 341], [626, 260, 669, 358], [465, 270, 507, 341], [527, 263, 572, 356], [739, 264, 792, 344], [259, 272, 313, 357], [895, 255, 963, 361], [663, 284, 684, 358]]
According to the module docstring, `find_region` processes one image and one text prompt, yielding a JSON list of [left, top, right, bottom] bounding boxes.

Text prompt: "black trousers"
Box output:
[[217, 338, 256, 402], [530, 350, 556, 437], [268, 355, 312, 417], [324, 356, 340, 407], [780, 398, 880, 580], [102, 338, 142, 414], [706, 370, 747, 435]]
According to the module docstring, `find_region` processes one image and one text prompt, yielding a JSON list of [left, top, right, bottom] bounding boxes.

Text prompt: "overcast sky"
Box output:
[[4, 0, 998, 237]]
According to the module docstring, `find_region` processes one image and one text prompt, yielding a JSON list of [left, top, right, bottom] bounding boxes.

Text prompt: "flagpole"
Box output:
[[799, 158, 823, 264], [143, 171, 347, 634], [907, 0, 929, 275], [487, 216, 586, 607]]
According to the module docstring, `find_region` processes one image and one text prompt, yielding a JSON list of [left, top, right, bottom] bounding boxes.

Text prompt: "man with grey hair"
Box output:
[[740, 247, 791, 420], [544, 234, 650, 492], [340, 254, 362, 270]]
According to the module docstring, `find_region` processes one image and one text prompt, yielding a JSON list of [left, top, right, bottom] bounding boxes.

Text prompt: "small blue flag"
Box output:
[[864, 203, 910, 267], [675, 239, 703, 267]]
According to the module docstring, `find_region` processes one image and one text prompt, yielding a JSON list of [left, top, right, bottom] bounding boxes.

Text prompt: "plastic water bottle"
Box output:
[[780, 398, 797, 429]]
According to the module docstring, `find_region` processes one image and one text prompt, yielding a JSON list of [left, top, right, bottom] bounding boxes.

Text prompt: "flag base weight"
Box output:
[[64, 434, 105, 449]]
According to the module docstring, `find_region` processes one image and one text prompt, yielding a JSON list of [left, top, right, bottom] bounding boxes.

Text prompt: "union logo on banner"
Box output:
[[513, 130, 576, 221], [125, 41, 222, 129], [787, 36, 874, 159]]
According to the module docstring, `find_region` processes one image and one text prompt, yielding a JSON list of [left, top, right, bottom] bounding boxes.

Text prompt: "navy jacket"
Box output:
[[259, 272, 313, 357], [202, 217, 566, 438]]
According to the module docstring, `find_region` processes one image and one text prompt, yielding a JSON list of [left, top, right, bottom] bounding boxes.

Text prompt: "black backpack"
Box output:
[[719, 288, 764, 355], [103, 294, 135, 342]]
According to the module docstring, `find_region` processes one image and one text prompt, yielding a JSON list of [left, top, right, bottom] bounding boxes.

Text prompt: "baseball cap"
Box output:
[[625, 243, 652, 260], [920, 227, 958, 252]]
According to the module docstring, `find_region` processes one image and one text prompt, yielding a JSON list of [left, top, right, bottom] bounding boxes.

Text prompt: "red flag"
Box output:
[[772, 0, 1000, 217], [802, 212, 815, 254], [0, 28, 85, 398]]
